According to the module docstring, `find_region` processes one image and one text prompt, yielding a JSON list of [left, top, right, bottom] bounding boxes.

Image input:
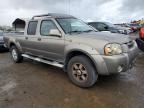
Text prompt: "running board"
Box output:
[[22, 54, 64, 68]]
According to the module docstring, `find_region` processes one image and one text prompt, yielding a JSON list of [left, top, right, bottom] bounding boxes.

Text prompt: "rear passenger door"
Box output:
[[19, 20, 40, 55], [37, 19, 65, 62]]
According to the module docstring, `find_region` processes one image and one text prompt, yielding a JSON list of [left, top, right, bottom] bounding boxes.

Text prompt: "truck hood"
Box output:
[[66, 31, 132, 55], [73, 31, 131, 44]]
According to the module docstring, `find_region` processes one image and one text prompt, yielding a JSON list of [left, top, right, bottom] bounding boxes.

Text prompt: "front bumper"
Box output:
[[91, 44, 139, 75]]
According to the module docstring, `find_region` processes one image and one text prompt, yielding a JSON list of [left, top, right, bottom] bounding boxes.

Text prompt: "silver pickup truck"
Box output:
[[4, 13, 139, 87]]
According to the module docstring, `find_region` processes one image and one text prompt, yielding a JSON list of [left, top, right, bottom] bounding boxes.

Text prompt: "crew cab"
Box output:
[[4, 13, 139, 88]]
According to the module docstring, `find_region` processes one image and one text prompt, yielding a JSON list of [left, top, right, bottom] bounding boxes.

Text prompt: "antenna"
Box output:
[[69, 0, 70, 14]]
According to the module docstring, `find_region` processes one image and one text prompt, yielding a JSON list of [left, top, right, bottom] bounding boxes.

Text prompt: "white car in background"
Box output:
[[115, 25, 132, 34]]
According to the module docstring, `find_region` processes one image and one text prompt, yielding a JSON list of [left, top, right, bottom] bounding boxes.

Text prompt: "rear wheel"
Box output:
[[10, 46, 23, 63], [67, 56, 98, 88]]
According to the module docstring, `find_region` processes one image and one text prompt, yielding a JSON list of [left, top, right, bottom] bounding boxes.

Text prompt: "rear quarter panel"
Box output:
[[3, 34, 23, 52]]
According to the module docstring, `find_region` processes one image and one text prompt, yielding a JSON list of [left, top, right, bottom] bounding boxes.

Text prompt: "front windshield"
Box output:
[[56, 18, 95, 34]]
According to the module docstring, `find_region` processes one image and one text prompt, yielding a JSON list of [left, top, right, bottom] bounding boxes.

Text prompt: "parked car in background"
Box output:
[[0, 32, 8, 50], [115, 25, 132, 34], [88, 22, 130, 35], [136, 28, 144, 52], [128, 23, 142, 32], [139, 28, 144, 39], [4, 13, 139, 88]]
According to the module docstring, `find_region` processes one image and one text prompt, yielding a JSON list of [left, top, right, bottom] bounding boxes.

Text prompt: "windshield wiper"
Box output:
[[68, 30, 83, 34], [68, 30, 95, 34], [82, 30, 94, 33]]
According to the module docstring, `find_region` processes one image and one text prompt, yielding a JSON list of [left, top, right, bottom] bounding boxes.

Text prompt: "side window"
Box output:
[[97, 23, 107, 31], [27, 21, 38, 35], [89, 23, 98, 29], [40, 20, 57, 36]]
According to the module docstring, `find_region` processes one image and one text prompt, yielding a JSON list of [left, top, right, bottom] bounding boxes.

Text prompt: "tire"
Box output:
[[10, 46, 23, 63], [67, 56, 98, 88]]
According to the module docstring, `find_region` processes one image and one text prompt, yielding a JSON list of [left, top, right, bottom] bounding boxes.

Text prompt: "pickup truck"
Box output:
[[4, 13, 139, 88]]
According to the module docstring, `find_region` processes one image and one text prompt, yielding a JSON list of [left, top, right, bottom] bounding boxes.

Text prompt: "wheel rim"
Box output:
[[72, 63, 88, 82], [12, 49, 18, 61]]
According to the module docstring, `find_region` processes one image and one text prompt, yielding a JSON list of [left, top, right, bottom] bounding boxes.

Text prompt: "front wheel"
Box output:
[[10, 46, 23, 63], [67, 56, 98, 88]]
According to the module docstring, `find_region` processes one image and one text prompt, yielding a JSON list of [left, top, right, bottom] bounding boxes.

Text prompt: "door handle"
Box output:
[[25, 37, 28, 40], [38, 38, 41, 41]]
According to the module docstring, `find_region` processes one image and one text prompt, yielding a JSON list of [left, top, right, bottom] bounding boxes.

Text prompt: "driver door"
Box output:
[[35, 19, 65, 62]]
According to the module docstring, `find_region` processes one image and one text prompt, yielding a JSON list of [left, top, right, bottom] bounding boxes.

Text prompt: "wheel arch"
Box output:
[[64, 50, 97, 73], [9, 42, 16, 47], [9, 41, 22, 52]]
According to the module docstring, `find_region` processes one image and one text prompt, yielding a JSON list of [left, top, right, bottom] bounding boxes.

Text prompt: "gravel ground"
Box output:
[[0, 33, 144, 108]]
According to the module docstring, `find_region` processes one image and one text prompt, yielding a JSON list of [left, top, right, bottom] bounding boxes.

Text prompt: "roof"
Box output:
[[32, 13, 75, 20]]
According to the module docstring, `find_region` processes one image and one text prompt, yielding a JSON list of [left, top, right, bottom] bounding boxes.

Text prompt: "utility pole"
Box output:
[[69, 0, 71, 14]]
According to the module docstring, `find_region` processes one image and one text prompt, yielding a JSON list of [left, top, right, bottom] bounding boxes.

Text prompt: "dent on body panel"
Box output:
[[16, 42, 23, 52], [9, 37, 22, 51], [8, 37, 15, 47]]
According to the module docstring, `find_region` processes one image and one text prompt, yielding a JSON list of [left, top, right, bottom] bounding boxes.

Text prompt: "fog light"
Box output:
[[117, 66, 123, 73]]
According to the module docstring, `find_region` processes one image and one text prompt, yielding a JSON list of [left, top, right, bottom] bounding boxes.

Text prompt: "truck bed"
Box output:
[[3, 32, 24, 48]]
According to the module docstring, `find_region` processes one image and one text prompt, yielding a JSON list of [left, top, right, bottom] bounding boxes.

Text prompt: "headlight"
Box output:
[[104, 43, 122, 55]]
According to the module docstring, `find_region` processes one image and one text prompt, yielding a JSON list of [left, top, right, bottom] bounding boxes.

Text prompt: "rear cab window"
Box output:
[[27, 21, 38, 35]]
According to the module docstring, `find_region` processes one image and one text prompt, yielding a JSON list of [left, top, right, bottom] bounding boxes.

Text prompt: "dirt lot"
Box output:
[[0, 34, 144, 108]]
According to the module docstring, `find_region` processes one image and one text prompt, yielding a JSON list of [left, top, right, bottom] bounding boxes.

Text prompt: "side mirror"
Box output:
[[49, 29, 62, 37]]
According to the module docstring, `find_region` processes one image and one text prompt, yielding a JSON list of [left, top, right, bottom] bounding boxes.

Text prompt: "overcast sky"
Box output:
[[0, 0, 143, 26]]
